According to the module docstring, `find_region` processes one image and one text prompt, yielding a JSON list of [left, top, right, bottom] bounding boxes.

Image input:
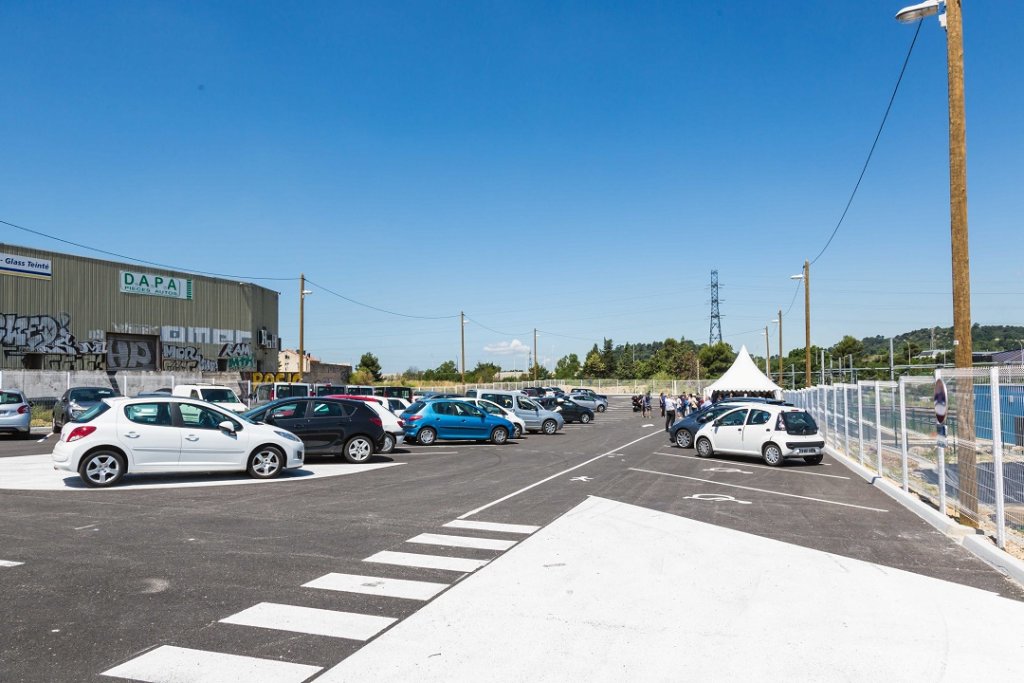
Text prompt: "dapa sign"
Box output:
[[1, 252, 52, 280], [120, 271, 193, 300]]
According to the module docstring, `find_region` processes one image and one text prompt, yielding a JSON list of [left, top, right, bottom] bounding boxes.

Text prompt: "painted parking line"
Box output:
[[101, 645, 321, 682], [220, 602, 396, 641], [456, 430, 665, 520], [0, 559, 24, 567], [653, 452, 849, 479], [364, 551, 489, 573], [303, 573, 448, 601], [407, 533, 517, 551], [629, 468, 889, 512], [443, 520, 539, 535]]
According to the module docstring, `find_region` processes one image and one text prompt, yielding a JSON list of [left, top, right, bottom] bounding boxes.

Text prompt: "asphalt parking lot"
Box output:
[[1, 398, 1021, 682]]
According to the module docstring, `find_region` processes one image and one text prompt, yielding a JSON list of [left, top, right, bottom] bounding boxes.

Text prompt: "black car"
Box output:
[[52, 386, 120, 432], [243, 397, 386, 463], [537, 396, 594, 424]]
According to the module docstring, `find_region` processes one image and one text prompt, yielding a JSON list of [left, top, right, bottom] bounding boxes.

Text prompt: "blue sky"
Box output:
[[3, 1, 1024, 373]]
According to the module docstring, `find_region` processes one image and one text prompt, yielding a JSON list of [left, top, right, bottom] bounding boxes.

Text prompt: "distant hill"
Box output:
[[858, 325, 1024, 356]]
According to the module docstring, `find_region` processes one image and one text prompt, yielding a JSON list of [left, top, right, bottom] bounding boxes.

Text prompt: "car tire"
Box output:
[[580, 413, 592, 424], [512, 424, 522, 439], [52, 413, 61, 433], [490, 426, 509, 445], [695, 437, 713, 458], [342, 436, 374, 463], [674, 429, 693, 449], [79, 449, 126, 488], [379, 433, 396, 455], [542, 419, 557, 435], [597, 404, 606, 413], [803, 454, 824, 465], [417, 427, 437, 446], [763, 443, 784, 467], [247, 445, 285, 479]]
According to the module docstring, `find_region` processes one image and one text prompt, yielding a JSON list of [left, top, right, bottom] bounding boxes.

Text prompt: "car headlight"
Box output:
[[274, 430, 301, 442]]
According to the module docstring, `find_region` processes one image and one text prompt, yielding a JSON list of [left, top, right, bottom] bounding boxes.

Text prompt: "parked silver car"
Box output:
[[0, 389, 32, 438], [464, 389, 564, 434], [569, 392, 607, 413]]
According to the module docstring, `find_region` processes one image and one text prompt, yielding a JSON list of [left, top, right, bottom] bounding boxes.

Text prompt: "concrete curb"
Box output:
[[825, 446, 1024, 589]]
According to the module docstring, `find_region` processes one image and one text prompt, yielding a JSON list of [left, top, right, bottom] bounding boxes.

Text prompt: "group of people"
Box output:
[[631, 391, 711, 430]]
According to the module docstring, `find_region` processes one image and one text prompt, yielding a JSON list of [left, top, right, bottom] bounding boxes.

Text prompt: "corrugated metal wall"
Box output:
[[0, 243, 279, 372]]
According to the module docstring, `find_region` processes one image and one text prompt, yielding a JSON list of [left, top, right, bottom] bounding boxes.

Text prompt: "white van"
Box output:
[[172, 384, 248, 413], [463, 389, 564, 434]]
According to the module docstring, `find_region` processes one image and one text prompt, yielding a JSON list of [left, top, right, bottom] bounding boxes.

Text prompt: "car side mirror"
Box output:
[[712, 419, 722, 427], [218, 420, 237, 434]]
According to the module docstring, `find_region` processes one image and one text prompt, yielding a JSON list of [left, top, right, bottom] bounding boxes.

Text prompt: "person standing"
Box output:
[[659, 392, 666, 417], [665, 394, 677, 431], [643, 392, 652, 418]]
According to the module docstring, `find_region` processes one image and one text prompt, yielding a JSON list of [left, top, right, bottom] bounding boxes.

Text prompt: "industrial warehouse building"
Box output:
[[1, 243, 281, 373]]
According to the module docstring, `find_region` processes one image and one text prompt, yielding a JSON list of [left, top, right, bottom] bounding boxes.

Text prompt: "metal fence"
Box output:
[[417, 379, 710, 397], [787, 367, 1024, 557], [0, 369, 249, 406]]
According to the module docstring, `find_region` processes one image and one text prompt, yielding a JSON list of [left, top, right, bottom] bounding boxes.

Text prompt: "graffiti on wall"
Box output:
[[162, 344, 218, 372], [252, 371, 303, 384], [161, 326, 251, 345], [1, 312, 107, 356], [107, 336, 158, 370], [219, 342, 255, 371]]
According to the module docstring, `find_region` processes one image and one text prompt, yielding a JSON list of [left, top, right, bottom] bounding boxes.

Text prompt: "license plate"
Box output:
[[798, 448, 817, 454]]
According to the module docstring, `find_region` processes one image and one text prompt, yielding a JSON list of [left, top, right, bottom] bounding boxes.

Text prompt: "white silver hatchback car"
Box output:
[[52, 397, 304, 487], [693, 404, 823, 466]]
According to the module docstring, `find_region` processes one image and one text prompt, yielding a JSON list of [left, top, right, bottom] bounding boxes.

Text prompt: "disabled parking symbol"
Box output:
[[683, 493, 751, 505]]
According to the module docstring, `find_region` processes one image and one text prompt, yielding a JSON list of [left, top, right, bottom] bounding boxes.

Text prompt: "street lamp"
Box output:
[[299, 274, 312, 378], [790, 261, 811, 388], [896, 0, 976, 524]]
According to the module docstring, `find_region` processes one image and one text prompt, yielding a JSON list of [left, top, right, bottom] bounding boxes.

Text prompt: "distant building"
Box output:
[[1, 242, 280, 372], [279, 349, 314, 373], [278, 349, 352, 383]]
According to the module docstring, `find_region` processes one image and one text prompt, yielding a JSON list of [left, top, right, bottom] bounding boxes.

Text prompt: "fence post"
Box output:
[[67, 371, 71, 390], [857, 383, 865, 465], [832, 385, 840, 449], [843, 384, 850, 457], [899, 377, 909, 492], [990, 366, 1006, 549], [936, 369, 947, 519], [874, 381, 883, 475]]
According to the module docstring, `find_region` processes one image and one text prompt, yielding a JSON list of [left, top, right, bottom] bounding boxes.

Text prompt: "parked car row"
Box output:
[[669, 398, 823, 466]]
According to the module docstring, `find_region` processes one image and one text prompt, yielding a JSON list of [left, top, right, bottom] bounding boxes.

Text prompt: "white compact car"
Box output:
[[172, 384, 248, 413], [52, 397, 304, 487], [693, 404, 824, 466], [460, 397, 527, 439]]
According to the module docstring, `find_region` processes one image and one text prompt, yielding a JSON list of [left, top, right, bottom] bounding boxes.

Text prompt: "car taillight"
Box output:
[[397, 419, 404, 427], [407, 415, 422, 422], [370, 417, 382, 426], [17, 405, 28, 414], [66, 426, 96, 442]]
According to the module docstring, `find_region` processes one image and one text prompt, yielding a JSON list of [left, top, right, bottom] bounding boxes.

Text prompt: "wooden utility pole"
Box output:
[[777, 308, 783, 385], [298, 273, 306, 379], [946, 0, 977, 523], [533, 328, 538, 382]]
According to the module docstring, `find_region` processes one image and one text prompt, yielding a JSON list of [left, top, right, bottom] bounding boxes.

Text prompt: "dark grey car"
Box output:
[[52, 386, 120, 432]]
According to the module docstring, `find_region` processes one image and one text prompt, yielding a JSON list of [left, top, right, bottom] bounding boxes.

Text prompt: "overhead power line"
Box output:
[[305, 278, 460, 320], [1, 217, 298, 281], [810, 19, 923, 265]]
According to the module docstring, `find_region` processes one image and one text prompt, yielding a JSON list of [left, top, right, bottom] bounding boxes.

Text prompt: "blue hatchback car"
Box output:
[[402, 399, 515, 445]]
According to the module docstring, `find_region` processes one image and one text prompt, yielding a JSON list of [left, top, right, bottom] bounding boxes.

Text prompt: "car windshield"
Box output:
[[70, 388, 117, 403], [200, 388, 240, 404], [0, 391, 24, 405], [72, 401, 111, 422]]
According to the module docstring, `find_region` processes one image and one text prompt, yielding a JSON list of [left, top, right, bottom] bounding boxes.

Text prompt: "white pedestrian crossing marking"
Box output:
[[407, 533, 516, 551], [443, 519, 539, 535], [303, 573, 448, 600], [0, 560, 24, 567], [101, 645, 321, 682], [364, 550, 488, 573], [220, 602, 396, 641]]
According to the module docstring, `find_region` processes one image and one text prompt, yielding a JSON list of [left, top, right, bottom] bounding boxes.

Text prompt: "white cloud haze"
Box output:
[[483, 339, 530, 356]]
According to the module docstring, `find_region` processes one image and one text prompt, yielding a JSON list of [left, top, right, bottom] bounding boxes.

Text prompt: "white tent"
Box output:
[[703, 345, 783, 399]]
